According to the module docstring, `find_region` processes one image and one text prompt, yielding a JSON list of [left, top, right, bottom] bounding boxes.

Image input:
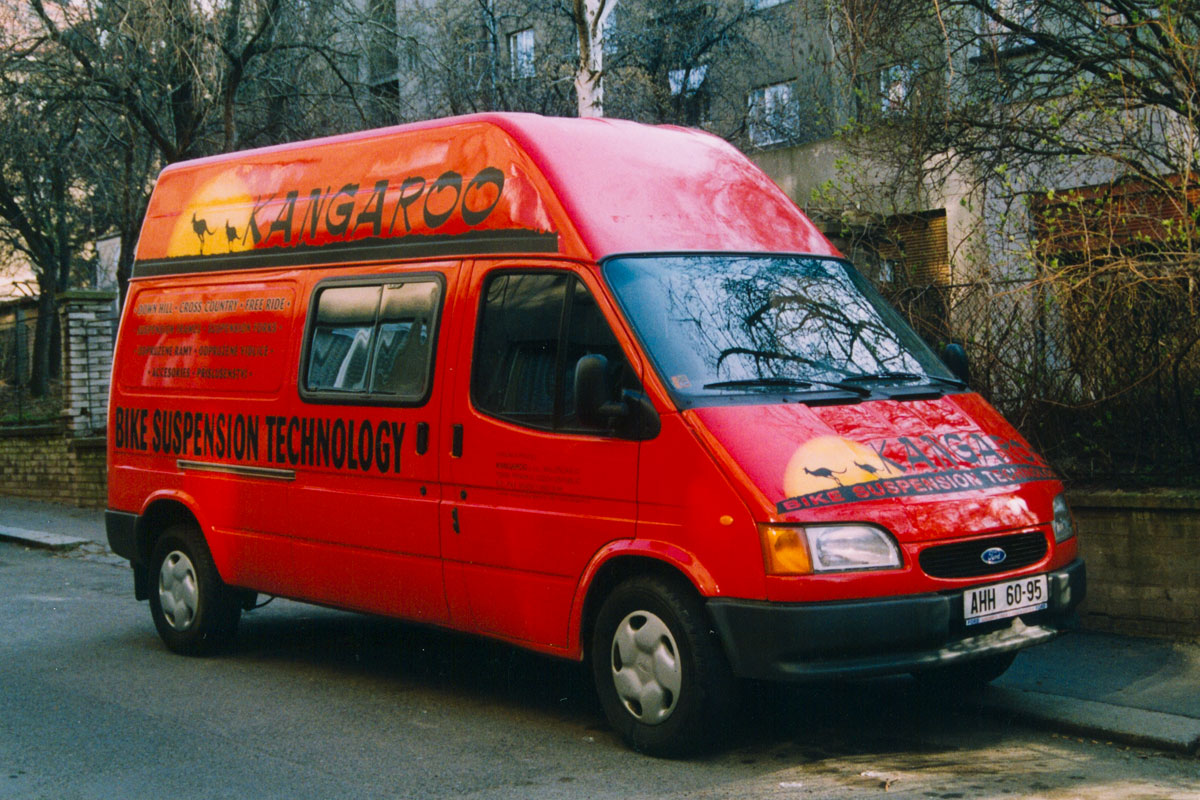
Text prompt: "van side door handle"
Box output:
[[451, 424, 463, 457]]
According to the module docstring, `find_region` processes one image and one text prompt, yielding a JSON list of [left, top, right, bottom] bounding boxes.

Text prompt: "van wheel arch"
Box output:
[[131, 500, 207, 602], [135, 499, 202, 568], [581, 556, 716, 664]]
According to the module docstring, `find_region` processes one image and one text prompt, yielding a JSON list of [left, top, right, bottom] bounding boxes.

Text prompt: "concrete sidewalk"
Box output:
[[989, 628, 1200, 754], [2, 495, 1197, 756]]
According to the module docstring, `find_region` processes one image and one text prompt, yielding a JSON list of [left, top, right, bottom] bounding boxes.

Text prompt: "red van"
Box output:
[[107, 113, 1085, 755]]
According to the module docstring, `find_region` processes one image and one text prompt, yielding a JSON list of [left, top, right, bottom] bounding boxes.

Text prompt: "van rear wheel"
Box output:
[[591, 575, 735, 757], [148, 522, 241, 655]]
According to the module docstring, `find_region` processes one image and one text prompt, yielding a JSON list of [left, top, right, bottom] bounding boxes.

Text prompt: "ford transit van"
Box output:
[[107, 113, 1085, 755]]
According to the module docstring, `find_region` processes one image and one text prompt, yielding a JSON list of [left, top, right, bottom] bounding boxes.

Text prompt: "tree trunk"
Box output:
[[573, 0, 609, 118], [28, 290, 57, 398]]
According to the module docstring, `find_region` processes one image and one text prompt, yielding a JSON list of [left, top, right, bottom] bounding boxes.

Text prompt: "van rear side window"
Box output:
[[302, 277, 442, 404]]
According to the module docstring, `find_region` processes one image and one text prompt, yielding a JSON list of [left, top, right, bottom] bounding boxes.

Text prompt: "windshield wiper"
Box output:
[[840, 371, 967, 389], [702, 377, 870, 396]]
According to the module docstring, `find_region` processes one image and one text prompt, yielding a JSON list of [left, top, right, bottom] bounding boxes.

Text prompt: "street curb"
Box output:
[[981, 686, 1200, 756], [0, 525, 90, 552]]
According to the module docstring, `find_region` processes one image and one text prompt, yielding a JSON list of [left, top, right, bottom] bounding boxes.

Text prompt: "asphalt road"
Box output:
[[2, 542, 1197, 800]]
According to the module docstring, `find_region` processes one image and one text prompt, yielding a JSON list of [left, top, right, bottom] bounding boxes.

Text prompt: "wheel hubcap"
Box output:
[[158, 550, 199, 631], [610, 610, 681, 725]]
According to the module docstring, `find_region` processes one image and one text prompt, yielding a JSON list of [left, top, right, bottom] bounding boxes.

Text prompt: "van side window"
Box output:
[[304, 278, 441, 403], [472, 271, 637, 433]]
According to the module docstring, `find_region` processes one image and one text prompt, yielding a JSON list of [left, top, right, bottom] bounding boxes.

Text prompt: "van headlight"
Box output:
[[1052, 494, 1075, 543], [760, 523, 901, 575]]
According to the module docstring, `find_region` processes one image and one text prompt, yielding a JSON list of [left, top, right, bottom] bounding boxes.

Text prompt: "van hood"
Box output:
[[689, 393, 1062, 540]]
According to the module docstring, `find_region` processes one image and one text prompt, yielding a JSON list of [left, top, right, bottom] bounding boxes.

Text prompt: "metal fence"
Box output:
[[0, 303, 63, 426], [884, 274, 1200, 487]]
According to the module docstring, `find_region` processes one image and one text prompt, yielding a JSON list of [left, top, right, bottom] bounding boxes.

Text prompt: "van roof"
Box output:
[[133, 113, 838, 278]]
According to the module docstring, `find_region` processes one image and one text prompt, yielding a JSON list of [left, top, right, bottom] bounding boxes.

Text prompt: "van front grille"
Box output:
[[918, 531, 1048, 579]]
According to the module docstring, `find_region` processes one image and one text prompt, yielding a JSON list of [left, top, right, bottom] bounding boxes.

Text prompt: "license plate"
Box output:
[[964, 575, 1049, 626]]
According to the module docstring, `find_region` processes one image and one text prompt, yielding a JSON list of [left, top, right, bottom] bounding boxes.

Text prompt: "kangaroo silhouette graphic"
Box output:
[[191, 212, 216, 253], [224, 220, 239, 251], [783, 436, 904, 499], [804, 466, 847, 485]]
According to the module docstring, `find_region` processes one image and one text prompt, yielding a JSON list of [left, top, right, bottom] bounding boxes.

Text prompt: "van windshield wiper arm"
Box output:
[[702, 377, 870, 396], [840, 371, 967, 389]]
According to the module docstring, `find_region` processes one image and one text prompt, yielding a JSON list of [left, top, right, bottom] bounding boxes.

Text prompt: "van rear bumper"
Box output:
[[106, 509, 140, 563], [707, 557, 1085, 682]]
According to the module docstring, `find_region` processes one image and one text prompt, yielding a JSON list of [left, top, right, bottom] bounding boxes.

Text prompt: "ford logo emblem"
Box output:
[[981, 547, 1007, 565]]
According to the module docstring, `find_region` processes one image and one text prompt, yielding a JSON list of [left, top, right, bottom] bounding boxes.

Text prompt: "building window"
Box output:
[[669, 65, 710, 126], [669, 65, 707, 96], [1033, 176, 1197, 259], [988, 0, 1036, 32], [747, 81, 795, 146], [880, 61, 918, 114], [400, 37, 420, 72], [509, 28, 535, 79], [975, 0, 1037, 52]]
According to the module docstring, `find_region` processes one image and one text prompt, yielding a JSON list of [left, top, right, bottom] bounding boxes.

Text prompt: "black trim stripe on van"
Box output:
[[178, 460, 296, 481], [133, 229, 560, 278]]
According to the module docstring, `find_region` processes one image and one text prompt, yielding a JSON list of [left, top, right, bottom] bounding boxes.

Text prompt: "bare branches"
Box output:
[[0, 0, 371, 391], [809, 1, 1200, 481]]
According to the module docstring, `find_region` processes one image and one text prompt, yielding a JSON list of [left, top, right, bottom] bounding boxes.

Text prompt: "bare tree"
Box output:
[[0, 9, 107, 396], [805, 0, 1200, 481], [595, 0, 771, 134], [385, 0, 771, 134], [0, 0, 369, 394], [571, 0, 612, 116], [21, 0, 368, 293], [384, 0, 577, 120]]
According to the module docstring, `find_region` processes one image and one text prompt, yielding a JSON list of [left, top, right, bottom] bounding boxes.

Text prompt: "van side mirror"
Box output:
[[574, 354, 661, 440], [941, 342, 970, 386]]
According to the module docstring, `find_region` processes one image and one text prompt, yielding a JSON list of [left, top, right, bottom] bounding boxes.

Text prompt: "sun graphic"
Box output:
[[782, 435, 903, 498], [165, 170, 255, 258]]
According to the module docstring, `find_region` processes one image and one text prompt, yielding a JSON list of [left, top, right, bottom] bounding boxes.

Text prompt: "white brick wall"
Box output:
[[59, 293, 116, 436]]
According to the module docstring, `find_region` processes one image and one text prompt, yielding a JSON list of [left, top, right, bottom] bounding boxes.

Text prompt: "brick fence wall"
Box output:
[[0, 427, 106, 507], [1070, 489, 1200, 640], [0, 291, 115, 509]]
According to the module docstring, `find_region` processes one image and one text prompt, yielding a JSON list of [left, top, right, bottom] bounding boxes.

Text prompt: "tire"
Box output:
[[591, 575, 735, 757], [913, 651, 1017, 693], [147, 522, 241, 656]]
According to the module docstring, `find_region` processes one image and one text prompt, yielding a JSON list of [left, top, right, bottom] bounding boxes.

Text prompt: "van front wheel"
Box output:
[[591, 576, 734, 756], [148, 523, 241, 656]]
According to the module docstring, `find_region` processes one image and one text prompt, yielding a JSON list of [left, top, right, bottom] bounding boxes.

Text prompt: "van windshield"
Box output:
[[603, 255, 959, 403]]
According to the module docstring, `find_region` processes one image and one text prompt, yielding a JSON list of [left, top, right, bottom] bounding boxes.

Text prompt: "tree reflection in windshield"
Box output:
[[603, 255, 952, 397]]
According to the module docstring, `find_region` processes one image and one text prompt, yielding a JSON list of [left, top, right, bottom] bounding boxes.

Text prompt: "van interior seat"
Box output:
[[499, 341, 557, 420], [375, 318, 429, 397]]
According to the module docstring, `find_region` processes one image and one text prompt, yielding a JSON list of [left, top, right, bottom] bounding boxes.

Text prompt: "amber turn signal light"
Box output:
[[759, 524, 813, 575]]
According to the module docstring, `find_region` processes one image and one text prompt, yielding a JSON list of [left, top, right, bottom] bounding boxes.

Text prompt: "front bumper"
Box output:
[[708, 557, 1085, 681]]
